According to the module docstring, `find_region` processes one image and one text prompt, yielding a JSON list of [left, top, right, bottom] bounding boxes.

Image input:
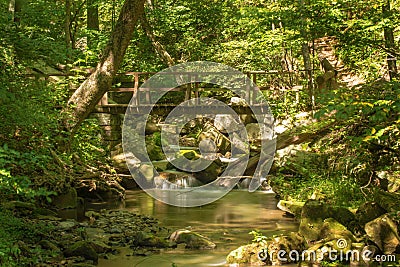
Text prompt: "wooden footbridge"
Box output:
[[94, 70, 307, 114], [31, 69, 312, 147]]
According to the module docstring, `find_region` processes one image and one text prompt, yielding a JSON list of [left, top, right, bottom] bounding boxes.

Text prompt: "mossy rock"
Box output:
[[299, 200, 356, 242], [365, 214, 400, 254], [319, 218, 355, 250], [277, 200, 305, 217], [226, 242, 264, 265], [64, 241, 98, 263], [356, 201, 386, 226], [169, 229, 216, 249], [373, 189, 400, 213], [267, 233, 306, 265], [134, 231, 169, 248], [52, 187, 78, 209]]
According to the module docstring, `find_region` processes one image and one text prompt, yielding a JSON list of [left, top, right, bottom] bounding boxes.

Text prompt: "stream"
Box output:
[[92, 190, 299, 267]]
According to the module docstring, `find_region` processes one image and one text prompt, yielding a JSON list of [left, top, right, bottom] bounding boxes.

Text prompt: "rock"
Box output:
[[356, 202, 386, 226], [85, 227, 107, 242], [112, 151, 140, 171], [64, 241, 98, 263], [365, 214, 400, 254], [299, 200, 356, 242], [246, 123, 274, 143], [118, 174, 139, 190], [239, 114, 256, 125], [52, 187, 78, 209], [182, 150, 198, 160], [145, 122, 160, 134], [57, 208, 78, 220], [2, 201, 35, 210], [58, 220, 77, 229], [39, 240, 61, 252], [374, 189, 400, 212], [118, 174, 138, 190], [193, 161, 222, 184], [277, 200, 305, 217], [226, 242, 264, 265], [198, 127, 230, 154], [266, 233, 306, 265], [139, 164, 155, 181], [90, 240, 112, 253], [231, 132, 249, 153], [169, 229, 216, 249], [214, 114, 242, 133], [318, 218, 355, 251], [229, 97, 247, 106], [134, 231, 169, 248], [34, 207, 58, 217]]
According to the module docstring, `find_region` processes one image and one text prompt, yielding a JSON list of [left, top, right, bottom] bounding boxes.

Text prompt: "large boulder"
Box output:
[[226, 242, 265, 265], [198, 127, 231, 154], [318, 218, 355, 251], [374, 189, 400, 213], [299, 200, 356, 242], [169, 229, 216, 249], [226, 233, 305, 266], [214, 114, 242, 133], [355, 201, 386, 226], [52, 187, 78, 209], [365, 214, 400, 254], [277, 200, 305, 217], [64, 241, 98, 263]]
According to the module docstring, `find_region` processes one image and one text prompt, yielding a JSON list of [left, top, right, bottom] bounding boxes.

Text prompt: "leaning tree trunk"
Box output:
[[63, 0, 145, 134]]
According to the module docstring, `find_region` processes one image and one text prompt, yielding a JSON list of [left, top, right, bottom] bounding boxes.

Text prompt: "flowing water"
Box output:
[[95, 190, 299, 267]]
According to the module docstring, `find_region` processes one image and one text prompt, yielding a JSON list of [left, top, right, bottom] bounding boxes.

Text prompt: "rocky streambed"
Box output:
[[226, 198, 400, 266], [4, 203, 216, 267]]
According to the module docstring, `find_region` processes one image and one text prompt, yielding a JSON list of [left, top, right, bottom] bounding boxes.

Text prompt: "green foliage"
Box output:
[[0, 144, 55, 201], [0, 209, 53, 266], [249, 230, 268, 244], [72, 118, 106, 162], [273, 80, 399, 207], [315, 81, 400, 152]]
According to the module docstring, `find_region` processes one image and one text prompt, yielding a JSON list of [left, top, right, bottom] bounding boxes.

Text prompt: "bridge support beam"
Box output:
[[92, 113, 123, 151]]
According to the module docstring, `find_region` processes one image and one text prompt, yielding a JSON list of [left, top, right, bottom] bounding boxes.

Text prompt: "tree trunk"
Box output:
[[382, 1, 397, 81], [140, 13, 175, 66], [87, 0, 99, 48], [9, 0, 25, 24], [87, 0, 99, 30], [65, 0, 72, 64], [298, 0, 314, 110], [63, 0, 146, 134]]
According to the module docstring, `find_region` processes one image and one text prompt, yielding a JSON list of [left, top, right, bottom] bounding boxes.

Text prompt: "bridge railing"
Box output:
[[26, 69, 314, 111], [100, 69, 311, 109]]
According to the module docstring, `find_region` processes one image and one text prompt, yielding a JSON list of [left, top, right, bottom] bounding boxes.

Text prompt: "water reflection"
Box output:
[[96, 190, 299, 267]]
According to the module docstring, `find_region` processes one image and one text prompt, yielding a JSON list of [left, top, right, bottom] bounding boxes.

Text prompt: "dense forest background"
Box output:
[[0, 0, 399, 265]]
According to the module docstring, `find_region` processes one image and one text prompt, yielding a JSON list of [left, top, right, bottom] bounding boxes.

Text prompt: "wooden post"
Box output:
[[133, 72, 139, 106], [252, 73, 257, 104]]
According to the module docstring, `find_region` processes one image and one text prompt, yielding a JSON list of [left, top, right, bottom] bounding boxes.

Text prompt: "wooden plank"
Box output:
[[94, 104, 270, 115], [109, 87, 137, 92]]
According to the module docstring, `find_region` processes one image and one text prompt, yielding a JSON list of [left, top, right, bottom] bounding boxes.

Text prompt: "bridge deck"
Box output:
[[94, 104, 273, 115]]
